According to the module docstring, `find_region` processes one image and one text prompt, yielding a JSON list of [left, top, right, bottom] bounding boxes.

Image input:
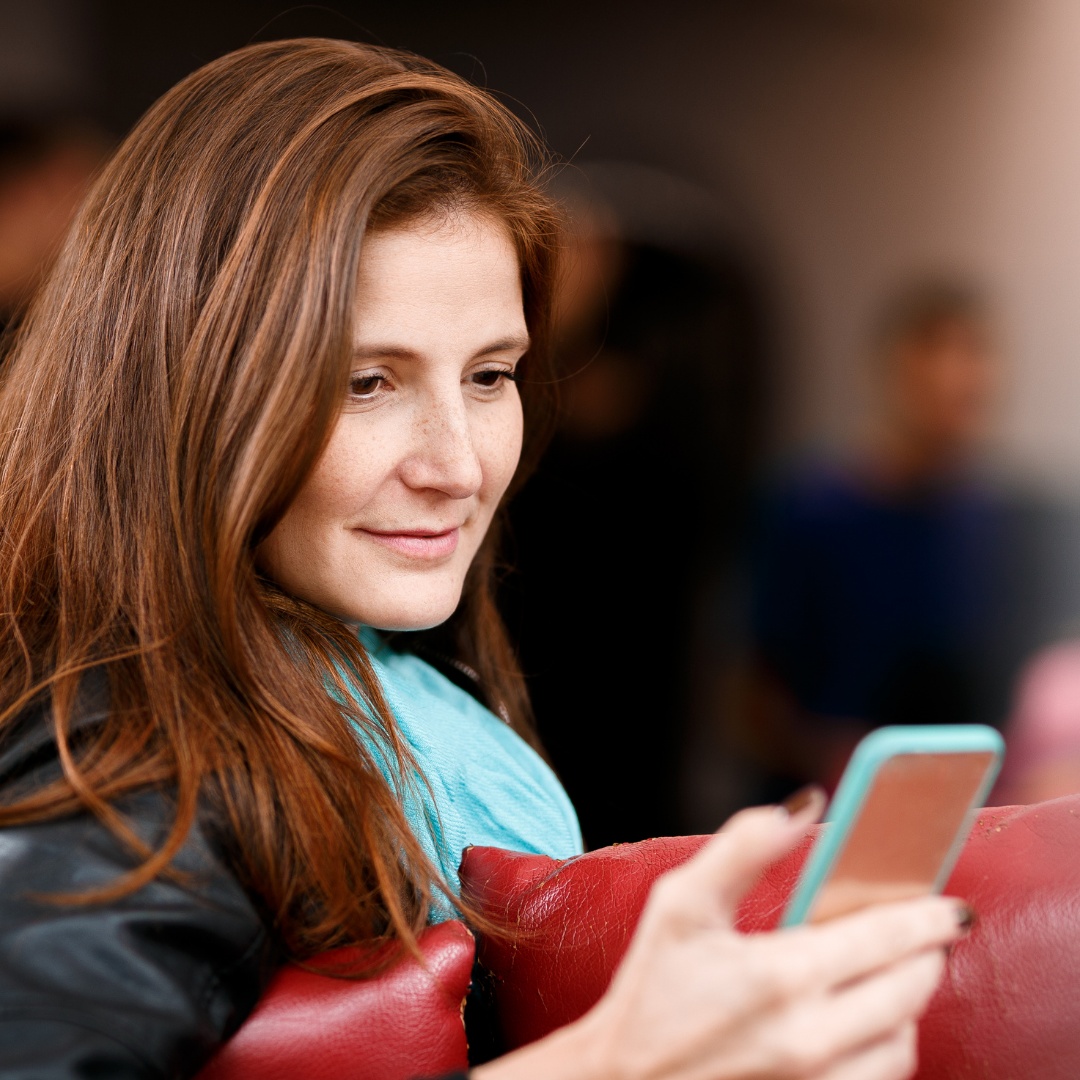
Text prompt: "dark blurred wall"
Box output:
[[17, 0, 1080, 499], [0, 0, 97, 114], [82, 0, 1061, 475]]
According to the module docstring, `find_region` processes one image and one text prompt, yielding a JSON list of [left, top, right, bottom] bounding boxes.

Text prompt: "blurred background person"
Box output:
[[994, 640, 1080, 804], [0, 0, 105, 341], [0, 119, 106, 339], [503, 166, 767, 847], [739, 283, 1003, 797]]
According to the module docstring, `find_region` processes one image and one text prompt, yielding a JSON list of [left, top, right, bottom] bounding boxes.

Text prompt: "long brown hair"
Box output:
[[0, 39, 560, 961]]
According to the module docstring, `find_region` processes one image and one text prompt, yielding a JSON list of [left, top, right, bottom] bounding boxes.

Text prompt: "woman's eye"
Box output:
[[470, 369, 515, 389], [349, 373, 386, 398]]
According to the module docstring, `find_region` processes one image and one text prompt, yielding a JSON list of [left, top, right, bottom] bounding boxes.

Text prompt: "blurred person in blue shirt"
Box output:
[[746, 283, 1002, 793]]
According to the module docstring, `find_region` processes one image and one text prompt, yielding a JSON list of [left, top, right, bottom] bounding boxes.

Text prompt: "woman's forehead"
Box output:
[[352, 214, 526, 352]]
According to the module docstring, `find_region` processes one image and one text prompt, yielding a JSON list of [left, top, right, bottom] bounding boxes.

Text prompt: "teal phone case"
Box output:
[[782, 724, 1004, 927]]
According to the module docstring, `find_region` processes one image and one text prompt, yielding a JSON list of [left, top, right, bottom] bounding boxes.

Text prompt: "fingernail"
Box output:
[[956, 903, 977, 934], [780, 784, 827, 822]]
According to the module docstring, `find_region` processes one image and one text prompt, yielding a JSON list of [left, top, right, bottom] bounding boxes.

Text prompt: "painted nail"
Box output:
[[956, 903, 978, 934], [781, 784, 827, 821]]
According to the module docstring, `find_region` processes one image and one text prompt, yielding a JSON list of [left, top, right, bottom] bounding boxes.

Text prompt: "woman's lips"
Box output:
[[358, 527, 460, 559]]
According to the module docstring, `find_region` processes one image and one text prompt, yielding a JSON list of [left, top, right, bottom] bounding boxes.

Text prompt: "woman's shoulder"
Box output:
[[0, 677, 276, 1078], [0, 670, 109, 794]]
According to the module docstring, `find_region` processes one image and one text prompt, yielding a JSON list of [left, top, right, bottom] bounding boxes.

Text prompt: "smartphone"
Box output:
[[782, 725, 1004, 927]]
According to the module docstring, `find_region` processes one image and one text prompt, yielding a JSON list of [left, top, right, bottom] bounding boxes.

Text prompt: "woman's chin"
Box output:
[[348, 587, 464, 633]]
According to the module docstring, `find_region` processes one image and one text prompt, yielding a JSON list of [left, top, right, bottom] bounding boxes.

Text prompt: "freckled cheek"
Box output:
[[294, 425, 397, 524], [477, 400, 524, 507]]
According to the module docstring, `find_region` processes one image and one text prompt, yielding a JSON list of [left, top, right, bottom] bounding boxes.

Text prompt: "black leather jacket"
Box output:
[[0, 686, 276, 1078]]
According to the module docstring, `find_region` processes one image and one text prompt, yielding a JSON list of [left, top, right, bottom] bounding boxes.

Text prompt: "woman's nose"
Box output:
[[399, 392, 483, 499]]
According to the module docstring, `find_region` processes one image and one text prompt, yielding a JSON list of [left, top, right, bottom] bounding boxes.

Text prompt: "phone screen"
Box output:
[[806, 750, 996, 924]]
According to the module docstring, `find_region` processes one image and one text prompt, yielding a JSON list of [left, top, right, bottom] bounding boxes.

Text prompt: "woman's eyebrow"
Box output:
[[476, 335, 531, 357], [352, 345, 419, 360], [352, 335, 531, 361]]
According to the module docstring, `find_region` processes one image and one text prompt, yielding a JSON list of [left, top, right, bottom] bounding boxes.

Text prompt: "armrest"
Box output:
[[197, 919, 474, 1080]]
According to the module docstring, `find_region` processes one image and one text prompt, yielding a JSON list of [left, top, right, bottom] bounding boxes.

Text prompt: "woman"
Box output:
[[0, 39, 964, 1080]]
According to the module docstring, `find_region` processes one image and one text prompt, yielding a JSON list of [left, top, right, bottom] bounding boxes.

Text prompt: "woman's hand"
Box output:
[[474, 799, 966, 1080]]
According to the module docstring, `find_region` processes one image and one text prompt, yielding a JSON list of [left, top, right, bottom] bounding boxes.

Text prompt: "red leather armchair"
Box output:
[[197, 919, 475, 1080], [200, 796, 1080, 1080]]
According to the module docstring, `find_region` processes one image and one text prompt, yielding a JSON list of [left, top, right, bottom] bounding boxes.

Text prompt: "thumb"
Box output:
[[663, 790, 825, 927]]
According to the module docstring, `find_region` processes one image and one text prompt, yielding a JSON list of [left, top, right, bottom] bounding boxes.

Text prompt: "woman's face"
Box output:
[[257, 211, 526, 630]]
